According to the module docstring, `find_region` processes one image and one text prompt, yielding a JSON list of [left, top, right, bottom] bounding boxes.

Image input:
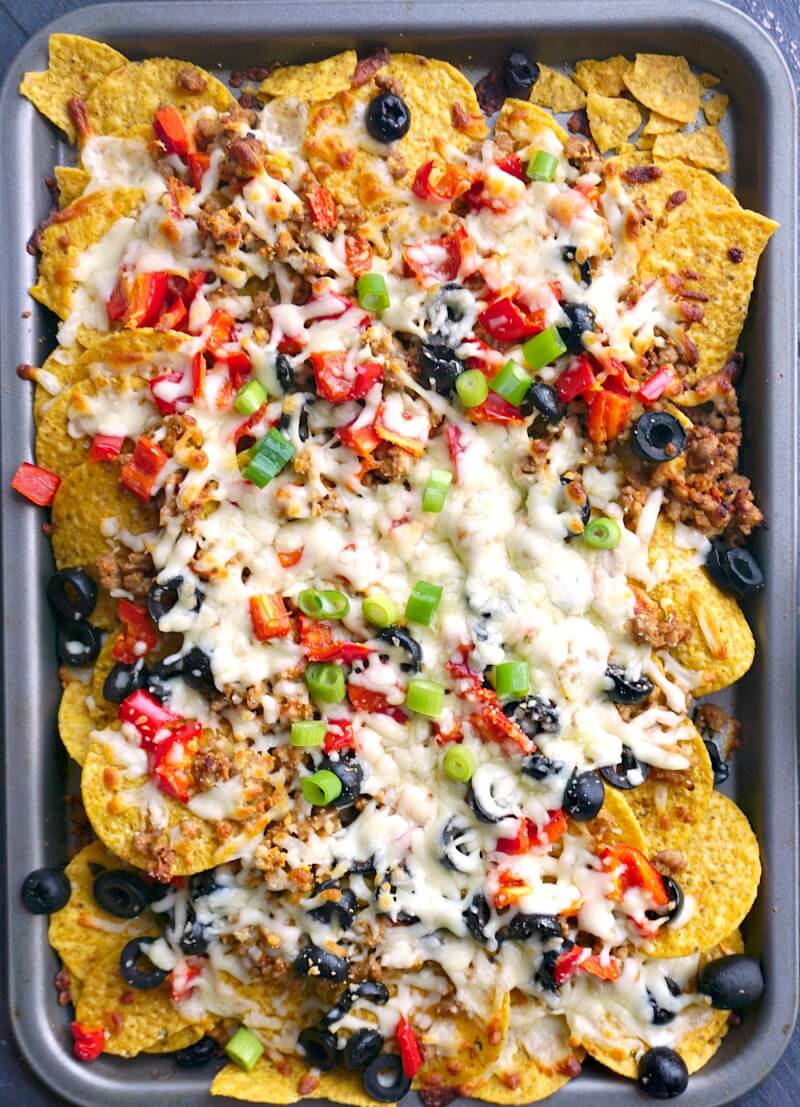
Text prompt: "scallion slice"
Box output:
[[290, 720, 326, 747], [297, 589, 350, 619], [526, 150, 559, 182], [405, 581, 443, 626], [225, 1027, 265, 1071], [302, 769, 343, 806], [305, 662, 346, 704], [491, 660, 530, 698], [455, 369, 489, 408], [521, 325, 568, 371], [234, 378, 267, 416], [443, 744, 476, 782], [490, 359, 533, 407], [357, 273, 390, 313], [583, 517, 622, 550], [362, 594, 400, 629], [242, 428, 294, 488], [405, 678, 445, 719], [422, 469, 453, 513]]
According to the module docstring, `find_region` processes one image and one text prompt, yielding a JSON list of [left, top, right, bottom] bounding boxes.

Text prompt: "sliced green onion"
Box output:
[[490, 359, 533, 407], [357, 273, 390, 313], [526, 149, 559, 182], [225, 1026, 265, 1071], [234, 378, 267, 416], [290, 720, 326, 747], [362, 594, 400, 629], [242, 428, 294, 488], [405, 581, 443, 626], [297, 589, 350, 619], [305, 662, 346, 704], [302, 769, 343, 806], [583, 517, 622, 550], [521, 325, 568, 371], [405, 678, 445, 719], [443, 744, 476, 782], [422, 468, 453, 513], [491, 660, 530, 699], [456, 369, 489, 408]]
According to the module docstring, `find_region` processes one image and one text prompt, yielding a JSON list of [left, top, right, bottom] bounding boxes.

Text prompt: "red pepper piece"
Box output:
[[10, 462, 61, 506], [323, 719, 356, 754], [553, 946, 622, 986], [496, 819, 533, 855], [191, 351, 207, 399], [495, 153, 526, 181], [469, 393, 525, 426], [496, 812, 565, 854], [339, 420, 381, 457], [403, 227, 467, 286], [113, 598, 158, 664], [638, 365, 678, 404], [108, 272, 169, 329], [347, 683, 407, 722], [493, 870, 531, 910], [150, 370, 191, 416], [152, 720, 201, 803], [277, 547, 303, 568], [311, 352, 383, 403], [88, 434, 124, 463], [307, 186, 337, 231], [587, 389, 633, 444], [187, 151, 210, 191], [537, 808, 567, 845], [478, 298, 544, 343], [156, 294, 188, 332], [344, 235, 373, 277], [581, 953, 622, 982], [225, 350, 253, 388], [325, 642, 374, 663], [169, 958, 203, 1003], [153, 106, 190, 160], [119, 689, 178, 743], [120, 435, 168, 501], [205, 309, 236, 356], [232, 404, 267, 446], [445, 424, 467, 480], [411, 160, 469, 201], [105, 277, 130, 322], [598, 844, 669, 907], [556, 355, 596, 404], [70, 1022, 105, 1062], [395, 1017, 423, 1079], [250, 594, 292, 641], [278, 335, 306, 356]]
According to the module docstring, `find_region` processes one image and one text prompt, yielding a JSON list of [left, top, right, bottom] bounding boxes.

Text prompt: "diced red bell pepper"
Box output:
[[88, 434, 124, 463], [326, 642, 374, 663], [11, 461, 61, 506], [373, 411, 426, 457], [586, 389, 633, 444], [311, 352, 383, 404], [638, 365, 678, 404], [496, 819, 534, 855], [556, 355, 596, 404], [250, 594, 292, 641], [120, 435, 168, 501], [553, 946, 622, 987], [493, 870, 531, 910], [156, 294, 188, 332], [411, 160, 470, 201], [344, 235, 373, 277], [495, 154, 526, 181], [205, 309, 237, 357], [153, 106, 190, 160], [113, 599, 158, 664], [232, 404, 267, 445], [191, 351, 207, 399], [105, 277, 130, 322], [182, 270, 207, 305], [119, 689, 178, 743], [277, 547, 303, 568], [537, 808, 568, 845], [169, 958, 203, 1003], [187, 151, 210, 191], [70, 1022, 105, 1062], [478, 298, 544, 343], [152, 720, 201, 803], [150, 370, 191, 415], [433, 718, 463, 745], [598, 844, 669, 907], [107, 272, 169, 329], [323, 719, 356, 754], [581, 953, 623, 982], [307, 186, 337, 232], [496, 812, 565, 854], [297, 615, 375, 665], [339, 419, 381, 457], [403, 226, 467, 286], [459, 682, 533, 754], [278, 335, 306, 356], [395, 1018, 423, 1079], [445, 424, 467, 481], [469, 393, 525, 426], [347, 682, 407, 722]]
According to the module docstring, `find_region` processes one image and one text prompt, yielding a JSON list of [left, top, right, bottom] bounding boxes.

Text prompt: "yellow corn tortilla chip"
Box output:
[[211, 1054, 307, 1104], [304, 54, 486, 208], [20, 34, 126, 143], [647, 793, 760, 957], [34, 345, 87, 421], [637, 135, 656, 150], [147, 1023, 209, 1053], [75, 948, 200, 1056], [75, 327, 188, 378], [623, 54, 701, 124], [90, 632, 122, 713], [51, 460, 158, 575], [416, 990, 510, 1087], [48, 841, 158, 980], [699, 72, 720, 88], [653, 126, 730, 174], [30, 187, 144, 319], [573, 56, 631, 98], [54, 166, 91, 208], [35, 388, 89, 478], [638, 204, 777, 387], [587, 93, 641, 153], [84, 58, 232, 140], [495, 99, 568, 147], [589, 786, 648, 852], [260, 51, 358, 101], [703, 92, 729, 126], [58, 681, 99, 766], [643, 111, 683, 136], [530, 66, 586, 112], [626, 726, 713, 849]]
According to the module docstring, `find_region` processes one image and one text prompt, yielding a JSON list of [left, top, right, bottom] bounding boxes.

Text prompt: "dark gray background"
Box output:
[[0, 0, 796, 1104]]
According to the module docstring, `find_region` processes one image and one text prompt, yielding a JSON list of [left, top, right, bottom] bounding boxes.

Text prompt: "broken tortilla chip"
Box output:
[[703, 91, 729, 126], [587, 92, 641, 153], [573, 56, 630, 98], [623, 54, 701, 124], [653, 125, 730, 173], [259, 51, 358, 101], [530, 65, 586, 112]]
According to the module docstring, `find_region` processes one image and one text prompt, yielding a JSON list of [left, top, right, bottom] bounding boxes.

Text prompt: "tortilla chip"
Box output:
[[417, 990, 510, 1087], [75, 947, 199, 1056], [304, 54, 486, 208], [646, 793, 760, 957], [636, 135, 656, 151], [642, 111, 683, 136], [530, 66, 586, 112], [573, 56, 631, 98], [653, 126, 730, 174], [51, 460, 157, 575], [211, 1054, 308, 1104], [35, 389, 88, 477], [626, 726, 713, 849], [30, 187, 144, 319], [588, 787, 647, 852], [81, 740, 221, 876], [638, 204, 777, 384], [75, 327, 188, 378], [699, 72, 720, 88], [703, 92, 729, 126], [20, 34, 126, 143], [55, 166, 91, 208], [586, 93, 641, 153], [260, 52, 358, 101], [90, 632, 122, 712], [48, 840, 158, 980], [495, 99, 568, 147], [84, 59, 232, 140], [623, 54, 701, 124], [33, 345, 87, 421], [147, 1023, 209, 1054], [58, 681, 99, 766]]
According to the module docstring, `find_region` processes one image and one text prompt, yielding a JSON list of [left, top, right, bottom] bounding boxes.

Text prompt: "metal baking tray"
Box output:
[[0, 2, 796, 1105]]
